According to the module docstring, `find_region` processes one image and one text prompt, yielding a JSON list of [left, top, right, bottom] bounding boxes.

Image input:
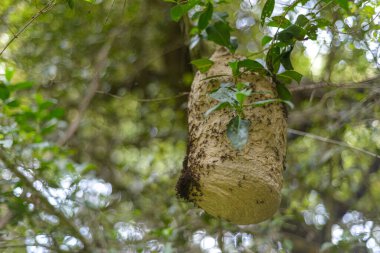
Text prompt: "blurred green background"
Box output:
[[0, 0, 379, 252]]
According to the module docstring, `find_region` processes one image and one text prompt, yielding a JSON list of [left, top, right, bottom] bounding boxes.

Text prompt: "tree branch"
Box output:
[[288, 128, 380, 159], [289, 76, 380, 92], [58, 30, 118, 145], [0, 0, 56, 57]]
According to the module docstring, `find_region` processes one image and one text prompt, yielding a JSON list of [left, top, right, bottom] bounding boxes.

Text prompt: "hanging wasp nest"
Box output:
[[176, 47, 287, 225]]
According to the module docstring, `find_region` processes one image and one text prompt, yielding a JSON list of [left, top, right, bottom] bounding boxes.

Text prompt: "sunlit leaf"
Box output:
[[278, 70, 303, 84], [204, 102, 230, 117], [9, 81, 34, 91], [5, 67, 14, 83], [228, 61, 239, 77], [236, 89, 251, 105], [191, 58, 214, 73]]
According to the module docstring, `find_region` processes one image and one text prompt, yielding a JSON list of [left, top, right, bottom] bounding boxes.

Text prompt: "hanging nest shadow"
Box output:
[[176, 48, 287, 225]]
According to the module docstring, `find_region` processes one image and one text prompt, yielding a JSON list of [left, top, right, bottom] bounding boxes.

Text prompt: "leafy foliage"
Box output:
[[261, 0, 276, 26], [191, 58, 214, 73], [0, 0, 379, 252], [206, 21, 237, 53]]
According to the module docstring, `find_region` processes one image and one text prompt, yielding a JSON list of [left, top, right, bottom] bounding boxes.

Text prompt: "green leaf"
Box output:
[[227, 116, 251, 150], [236, 82, 250, 90], [306, 25, 318, 40], [334, 0, 348, 11], [170, 5, 186, 22], [276, 74, 292, 85], [228, 61, 239, 77], [198, 3, 213, 30], [6, 99, 20, 107], [5, 67, 14, 83], [295, 14, 309, 27], [277, 25, 306, 43], [9, 81, 34, 91], [276, 82, 292, 100], [204, 102, 230, 117], [261, 35, 273, 46], [191, 58, 214, 73], [236, 89, 251, 105], [278, 70, 303, 84], [47, 108, 65, 120], [266, 45, 281, 73], [0, 83, 10, 101], [230, 37, 238, 52], [250, 98, 294, 109], [280, 46, 294, 70], [315, 18, 331, 28], [66, 0, 74, 8], [250, 98, 280, 107], [238, 59, 266, 73], [261, 0, 275, 26], [170, 0, 200, 22], [209, 87, 236, 105], [267, 16, 291, 28], [206, 21, 236, 52]]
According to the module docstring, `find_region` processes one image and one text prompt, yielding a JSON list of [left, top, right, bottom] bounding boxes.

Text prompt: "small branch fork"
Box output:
[[0, 0, 56, 57]]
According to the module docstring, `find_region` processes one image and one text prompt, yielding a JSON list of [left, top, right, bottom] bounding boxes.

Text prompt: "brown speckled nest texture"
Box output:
[[176, 48, 287, 225]]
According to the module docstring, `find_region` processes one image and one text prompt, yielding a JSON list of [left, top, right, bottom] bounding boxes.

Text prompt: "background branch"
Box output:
[[58, 30, 118, 146], [0, 0, 56, 57], [288, 128, 380, 159], [289, 76, 380, 92]]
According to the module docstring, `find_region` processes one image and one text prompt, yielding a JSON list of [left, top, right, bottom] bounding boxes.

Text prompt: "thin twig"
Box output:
[[287, 128, 380, 159], [58, 30, 118, 146], [137, 92, 189, 102], [0, 0, 56, 57], [103, 0, 116, 27], [289, 76, 380, 92], [134, 76, 380, 102]]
